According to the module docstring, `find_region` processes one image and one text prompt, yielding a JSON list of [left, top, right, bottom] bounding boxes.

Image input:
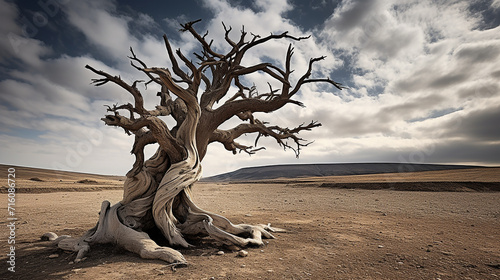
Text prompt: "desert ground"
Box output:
[[1, 165, 500, 279]]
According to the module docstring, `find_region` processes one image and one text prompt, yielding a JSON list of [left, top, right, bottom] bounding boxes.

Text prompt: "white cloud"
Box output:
[[62, 1, 134, 60], [1, 0, 499, 177]]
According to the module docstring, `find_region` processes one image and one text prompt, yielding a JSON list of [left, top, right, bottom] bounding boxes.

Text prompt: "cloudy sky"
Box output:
[[1, 0, 499, 177]]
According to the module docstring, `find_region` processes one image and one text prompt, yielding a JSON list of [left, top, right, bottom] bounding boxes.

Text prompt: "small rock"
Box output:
[[48, 254, 59, 259], [267, 269, 274, 273], [378, 245, 384, 248], [216, 251, 225, 255], [245, 214, 253, 217], [237, 250, 248, 257], [441, 251, 454, 256], [68, 261, 74, 265], [41, 232, 58, 241], [241, 264, 246, 268]]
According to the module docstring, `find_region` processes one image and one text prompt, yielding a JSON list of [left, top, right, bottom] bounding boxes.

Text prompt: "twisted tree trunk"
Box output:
[[43, 69, 277, 265]]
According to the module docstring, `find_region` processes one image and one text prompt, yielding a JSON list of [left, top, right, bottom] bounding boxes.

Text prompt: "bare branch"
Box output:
[[208, 120, 321, 157], [288, 56, 345, 96], [86, 64, 147, 115], [234, 31, 310, 64], [128, 47, 161, 86], [162, 35, 191, 83], [209, 128, 263, 155], [180, 19, 225, 59], [222, 22, 236, 48]]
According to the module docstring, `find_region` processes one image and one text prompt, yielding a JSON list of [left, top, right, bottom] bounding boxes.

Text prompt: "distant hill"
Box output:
[[0, 164, 124, 181], [0, 164, 125, 193], [202, 163, 486, 182]]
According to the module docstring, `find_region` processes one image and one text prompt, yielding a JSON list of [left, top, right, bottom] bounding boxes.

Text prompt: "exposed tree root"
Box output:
[[42, 194, 280, 264]]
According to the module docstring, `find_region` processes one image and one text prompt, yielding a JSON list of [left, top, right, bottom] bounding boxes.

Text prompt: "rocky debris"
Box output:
[[237, 250, 248, 257], [216, 251, 225, 256]]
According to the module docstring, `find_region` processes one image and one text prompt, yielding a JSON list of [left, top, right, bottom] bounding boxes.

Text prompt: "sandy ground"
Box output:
[[1, 177, 500, 280]]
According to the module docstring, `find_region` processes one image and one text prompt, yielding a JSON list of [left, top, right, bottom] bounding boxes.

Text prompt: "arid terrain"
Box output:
[[1, 165, 500, 279]]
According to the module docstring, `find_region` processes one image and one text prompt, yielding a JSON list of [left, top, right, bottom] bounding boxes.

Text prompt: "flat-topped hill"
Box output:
[[202, 163, 487, 182]]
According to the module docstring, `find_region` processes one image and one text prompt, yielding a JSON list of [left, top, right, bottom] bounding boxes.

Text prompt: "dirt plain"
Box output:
[[1, 165, 500, 279]]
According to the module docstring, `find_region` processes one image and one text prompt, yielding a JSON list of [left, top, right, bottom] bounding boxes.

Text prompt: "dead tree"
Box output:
[[43, 20, 343, 265]]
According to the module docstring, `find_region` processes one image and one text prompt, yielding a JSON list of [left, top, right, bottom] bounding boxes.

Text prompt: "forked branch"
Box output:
[[209, 120, 321, 157]]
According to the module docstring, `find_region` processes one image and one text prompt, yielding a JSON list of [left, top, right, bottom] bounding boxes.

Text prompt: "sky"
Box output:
[[1, 0, 499, 177]]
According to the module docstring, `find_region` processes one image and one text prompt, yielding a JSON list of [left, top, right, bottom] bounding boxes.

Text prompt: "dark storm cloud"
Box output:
[[444, 105, 500, 141], [417, 140, 500, 165]]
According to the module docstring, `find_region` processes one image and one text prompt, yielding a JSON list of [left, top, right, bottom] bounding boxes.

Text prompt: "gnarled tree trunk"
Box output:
[[43, 19, 342, 265]]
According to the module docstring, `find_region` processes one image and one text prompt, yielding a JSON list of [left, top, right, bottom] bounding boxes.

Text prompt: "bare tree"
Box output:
[[43, 20, 343, 265]]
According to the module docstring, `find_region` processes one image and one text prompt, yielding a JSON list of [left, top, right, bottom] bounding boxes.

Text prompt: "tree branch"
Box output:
[[209, 120, 321, 157], [180, 19, 224, 59], [86, 65, 148, 115], [128, 47, 161, 86], [288, 56, 346, 96], [234, 31, 310, 64]]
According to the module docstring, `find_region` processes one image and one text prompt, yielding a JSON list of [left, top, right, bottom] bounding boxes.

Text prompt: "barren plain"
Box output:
[[1, 165, 500, 279]]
